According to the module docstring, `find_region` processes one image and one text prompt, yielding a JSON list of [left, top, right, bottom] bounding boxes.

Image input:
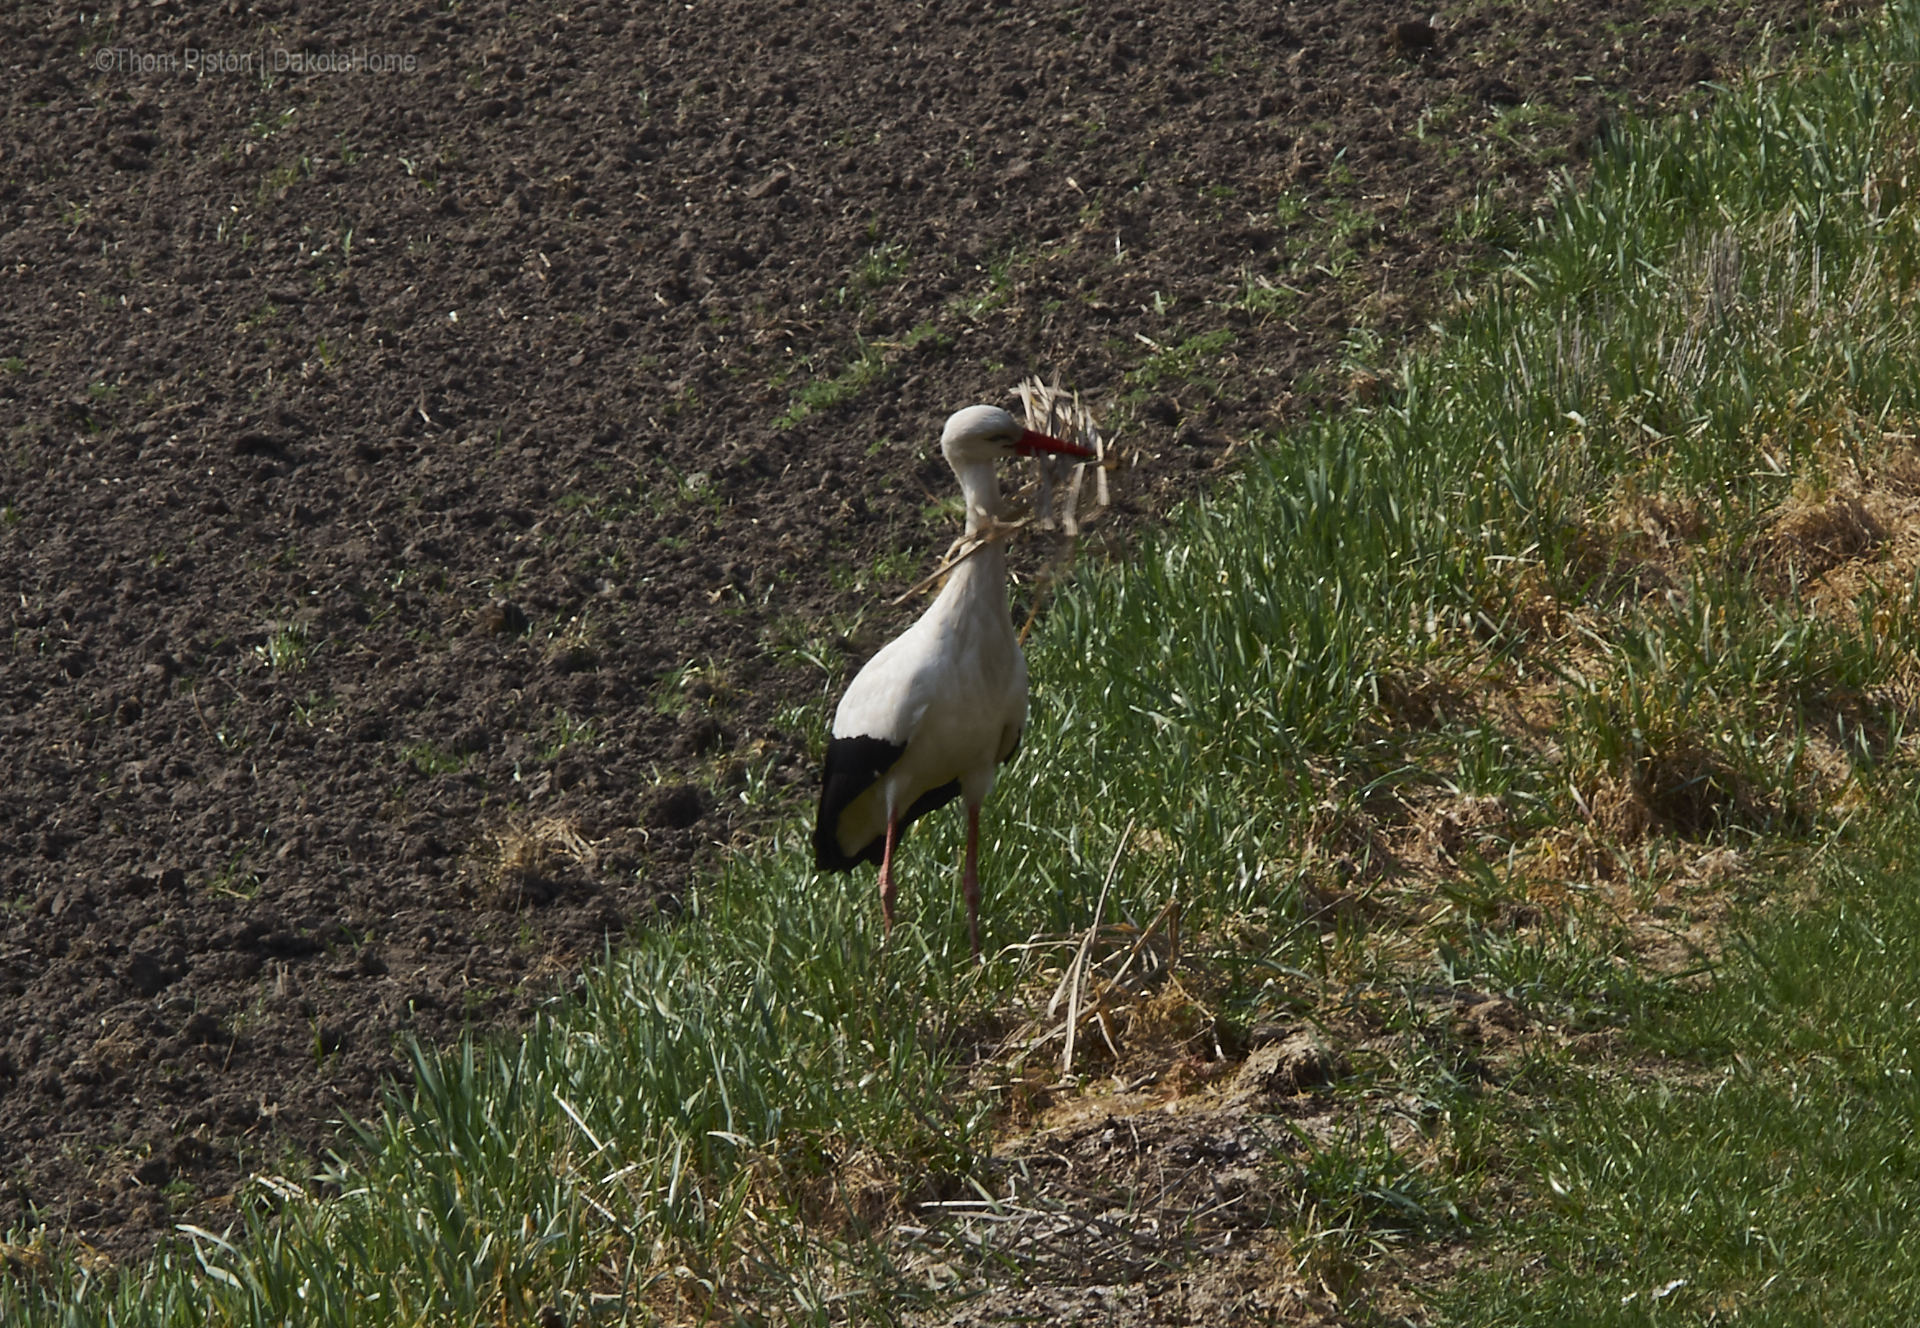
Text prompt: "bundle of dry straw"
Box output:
[[1012, 374, 1113, 537], [891, 374, 1118, 607]]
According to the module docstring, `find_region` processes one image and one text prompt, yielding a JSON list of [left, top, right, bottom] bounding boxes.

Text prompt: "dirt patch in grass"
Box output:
[[0, 0, 1852, 1265], [896, 944, 1563, 1325]]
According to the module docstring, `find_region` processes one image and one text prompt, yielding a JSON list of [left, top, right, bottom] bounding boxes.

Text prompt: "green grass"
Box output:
[[828, 547, 917, 595], [1124, 327, 1236, 398], [10, 4, 1920, 1323], [1224, 268, 1301, 322], [1434, 814, 1920, 1323], [401, 741, 466, 777], [251, 624, 311, 673], [772, 340, 889, 430], [849, 241, 908, 294], [538, 708, 596, 760], [4, 848, 985, 1325]]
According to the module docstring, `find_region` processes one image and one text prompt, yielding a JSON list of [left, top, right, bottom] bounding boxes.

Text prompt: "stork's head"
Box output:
[[940, 404, 1094, 470]]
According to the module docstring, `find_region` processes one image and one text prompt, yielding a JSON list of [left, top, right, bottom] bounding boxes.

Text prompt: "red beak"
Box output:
[[1014, 428, 1095, 459]]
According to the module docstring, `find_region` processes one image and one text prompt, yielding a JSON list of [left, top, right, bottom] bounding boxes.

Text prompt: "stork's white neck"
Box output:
[[953, 460, 1005, 535]]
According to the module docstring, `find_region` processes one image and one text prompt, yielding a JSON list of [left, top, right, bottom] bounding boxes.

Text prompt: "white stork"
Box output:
[[813, 404, 1094, 960]]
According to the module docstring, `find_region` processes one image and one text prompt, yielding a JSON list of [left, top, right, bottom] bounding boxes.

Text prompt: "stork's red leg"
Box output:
[[963, 803, 983, 962], [877, 817, 901, 932]]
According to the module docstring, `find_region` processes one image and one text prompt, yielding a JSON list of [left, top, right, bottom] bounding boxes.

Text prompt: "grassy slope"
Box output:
[[9, 4, 1920, 1324], [1418, 7, 1920, 1319], [1437, 815, 1920, 1323]]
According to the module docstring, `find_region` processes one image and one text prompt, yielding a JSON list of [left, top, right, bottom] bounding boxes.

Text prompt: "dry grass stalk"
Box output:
[[1059, 820, 1129, 1079], [887, 511, 1030, 607], [994, 827, 1195, 1080]]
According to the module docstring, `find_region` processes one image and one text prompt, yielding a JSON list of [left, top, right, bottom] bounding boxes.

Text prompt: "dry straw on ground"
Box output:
[[486, 817, 601, 908]]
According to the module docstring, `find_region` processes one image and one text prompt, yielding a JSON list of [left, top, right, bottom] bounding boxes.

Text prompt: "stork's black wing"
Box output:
[[813, 735, 962, 872]]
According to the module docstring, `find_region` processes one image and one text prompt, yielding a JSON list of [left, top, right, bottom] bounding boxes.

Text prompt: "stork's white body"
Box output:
[[827, 541, 1027, 854], [813, 405, 1090, 959]]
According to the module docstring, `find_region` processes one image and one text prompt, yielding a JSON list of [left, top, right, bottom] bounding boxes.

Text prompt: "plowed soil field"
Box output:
[[0, 0, 1845, 1259]]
